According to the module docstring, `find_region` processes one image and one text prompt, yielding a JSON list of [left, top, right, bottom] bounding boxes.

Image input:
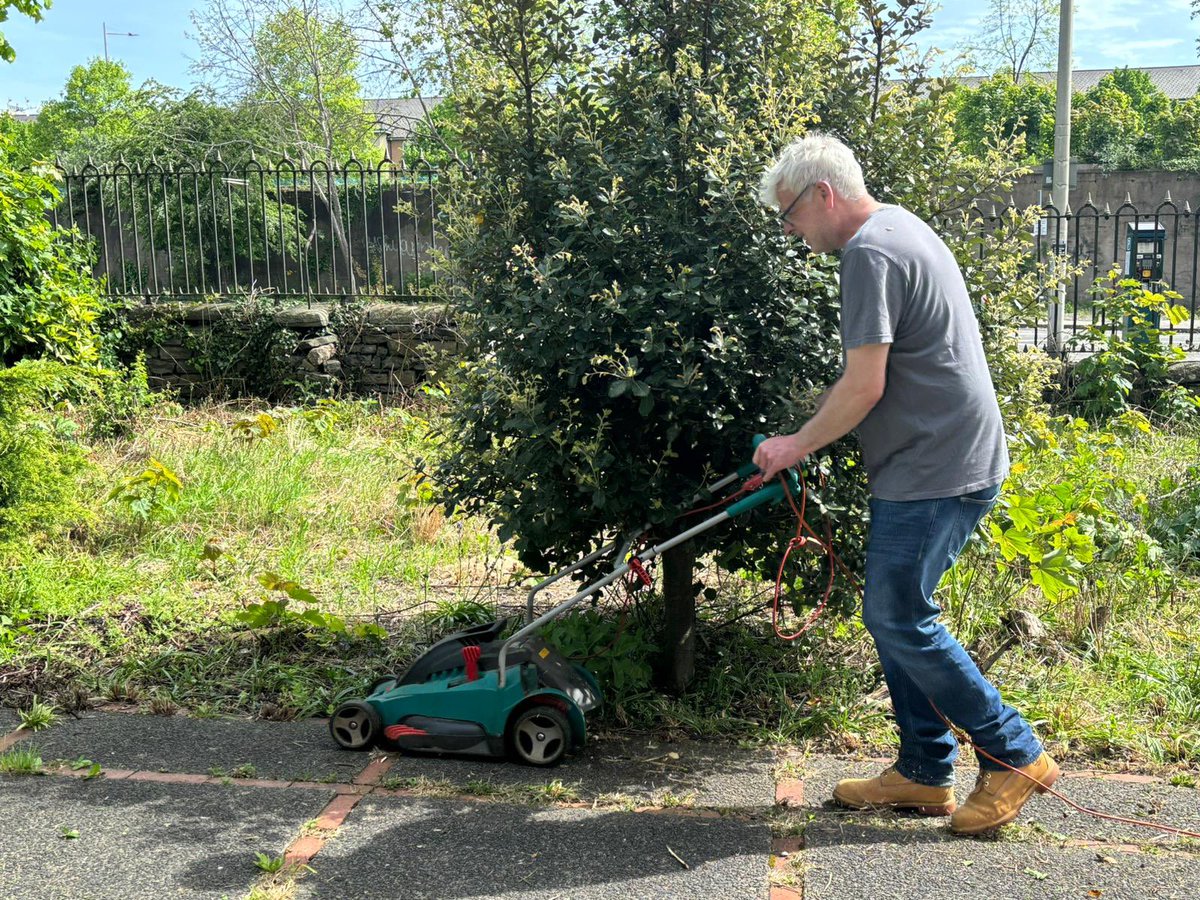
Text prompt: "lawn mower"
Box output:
[[328, 435, 803, 766]]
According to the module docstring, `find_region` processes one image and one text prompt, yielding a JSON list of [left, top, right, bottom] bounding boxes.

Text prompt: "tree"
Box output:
[[1159, 94, 1200, 165], [25, 59, 169, 167], [0, 0, 49, 62], [190, 0, 380, 291], [425, 0, 1033, 693], [950, 74, 1056, 162], [1101, 67, 1171, 123], [0, 111, 37, 167], [1072, 83, 1144, 169], [962, 0, 1058, 83], [428, 0, 861, 692]]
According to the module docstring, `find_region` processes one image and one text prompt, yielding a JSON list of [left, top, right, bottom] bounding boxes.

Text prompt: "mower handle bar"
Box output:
[[503, 435, 803, 685]]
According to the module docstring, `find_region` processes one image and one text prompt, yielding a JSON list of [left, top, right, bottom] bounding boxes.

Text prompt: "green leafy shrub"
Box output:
[[0, 361, 90, 644], [543, 607, 657, 700], [434, 0, 868, 623], [0, 135, 104, 364], [84, 355, 159, 439], [1068, 270, 1191, 421], [0, 361, 89, 547], [1148, 464, 1200, 571], [984, 413, 1166, 605]]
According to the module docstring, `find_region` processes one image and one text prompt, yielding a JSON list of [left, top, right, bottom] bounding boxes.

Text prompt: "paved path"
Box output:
[[0, 709, 1197, 899]]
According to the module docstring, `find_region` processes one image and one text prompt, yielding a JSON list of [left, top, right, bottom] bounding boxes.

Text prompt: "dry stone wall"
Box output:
[[134, 301, 461, 398]]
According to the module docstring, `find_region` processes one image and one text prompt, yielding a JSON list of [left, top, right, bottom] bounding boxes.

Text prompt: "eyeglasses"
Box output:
[[778, 183, 816, 223]]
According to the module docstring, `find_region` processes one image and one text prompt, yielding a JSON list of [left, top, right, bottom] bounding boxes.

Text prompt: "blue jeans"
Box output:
[[862, 485, 1043, 787]]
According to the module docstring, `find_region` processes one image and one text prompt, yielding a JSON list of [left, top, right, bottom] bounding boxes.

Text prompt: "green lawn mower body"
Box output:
[[329, 618, 602, 766]]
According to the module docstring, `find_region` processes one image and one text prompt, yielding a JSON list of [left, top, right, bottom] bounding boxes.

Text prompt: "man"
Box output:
[[752, 133, 1057, 835]]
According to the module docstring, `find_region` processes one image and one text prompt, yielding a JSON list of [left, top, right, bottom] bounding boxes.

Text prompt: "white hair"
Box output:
[[758, 133, 869, 208]]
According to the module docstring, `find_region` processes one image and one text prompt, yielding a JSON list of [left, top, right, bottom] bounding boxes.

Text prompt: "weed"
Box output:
[[107, 457, 183, 524], [148, 694, 178, 716], [230, 763, 257, 779], [18, 697, 57, 732], [592, 792, 639, 811], [420, 598, 495, 634], [0, 746, 44, 775], [656, 790, 696, 808], [1169, 773, 1197, 788], [528, 780, 580, 803], [253, 852, 286, 873], [67, 758, 103, 779]]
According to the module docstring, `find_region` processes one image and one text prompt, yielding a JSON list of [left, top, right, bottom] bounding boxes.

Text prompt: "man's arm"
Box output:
[[753, 343, 890, 481]]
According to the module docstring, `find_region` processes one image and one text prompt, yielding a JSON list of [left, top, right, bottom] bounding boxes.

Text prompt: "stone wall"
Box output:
[[134, 300, 461, 398], [1008, 165, 1200, 309]]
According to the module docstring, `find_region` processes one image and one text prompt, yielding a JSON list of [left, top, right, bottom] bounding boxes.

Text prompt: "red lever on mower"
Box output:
[[462, 645, 482, 681]]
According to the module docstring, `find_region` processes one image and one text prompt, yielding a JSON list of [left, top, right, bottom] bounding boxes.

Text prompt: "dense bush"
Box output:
[[0, 135, 104, 364], [0, 361, 89, 550]]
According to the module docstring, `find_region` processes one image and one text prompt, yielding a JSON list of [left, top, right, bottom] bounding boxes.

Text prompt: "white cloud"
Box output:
[[1103, 38, 1189, 66]]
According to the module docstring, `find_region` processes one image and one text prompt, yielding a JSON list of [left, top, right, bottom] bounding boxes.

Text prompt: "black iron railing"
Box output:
[[53, 162, 1200, 349], [965, 196, 1200, 351], [53, 157, 451, 302]]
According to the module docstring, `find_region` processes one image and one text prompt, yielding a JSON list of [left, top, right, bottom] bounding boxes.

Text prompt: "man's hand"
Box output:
[[753, 432, 808, 482]]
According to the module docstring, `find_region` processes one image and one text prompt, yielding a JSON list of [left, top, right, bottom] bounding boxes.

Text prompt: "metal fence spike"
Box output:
[[1125, 192, 1132, 205], [1086, 192, 1094, 206], [1165, 189, 1173, 202], [1185, 200, 1193, 214], [1104, 202, 1112, 215]]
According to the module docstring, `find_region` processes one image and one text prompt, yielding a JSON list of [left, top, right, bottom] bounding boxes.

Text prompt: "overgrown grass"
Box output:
[[2, 397, 1198, 773], [0, 398, 510, 717]]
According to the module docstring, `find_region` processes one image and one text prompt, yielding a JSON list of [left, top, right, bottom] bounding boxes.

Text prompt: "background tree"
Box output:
[[1072, 82, 1144, 170], [961, 0, 1058, 82], [1159, 94, 1200, 167], [190, 0, 379, 289], [949, 74, 1056, 162], [0, 0, 49, 62], [24, 59, 170, 167], [0, 111, 38, 168]]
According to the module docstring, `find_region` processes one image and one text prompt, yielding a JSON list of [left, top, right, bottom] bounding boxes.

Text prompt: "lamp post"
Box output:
[[102, 22, 138, 62], [1047, 0, 1074, 356]]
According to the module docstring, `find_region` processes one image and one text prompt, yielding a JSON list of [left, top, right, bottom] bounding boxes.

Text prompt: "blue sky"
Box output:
[[2, 0, 1199, 110]]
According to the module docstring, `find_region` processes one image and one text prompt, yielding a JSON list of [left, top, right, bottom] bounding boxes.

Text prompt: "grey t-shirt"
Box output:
[[839, 205, 1008, 501]]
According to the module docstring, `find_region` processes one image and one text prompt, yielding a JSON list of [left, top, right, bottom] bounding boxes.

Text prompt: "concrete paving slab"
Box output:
[[794, 755, 1200, 848], [1022, 776, 1200, 847], [299, 794, 770, 899], [0, 774, 334, 900], [802, 811, 1200, 900], [29, 711, 369, 783], [375, 734, 776, 809]]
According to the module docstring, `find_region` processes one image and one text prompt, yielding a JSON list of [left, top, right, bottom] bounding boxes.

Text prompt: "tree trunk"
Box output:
[[659, 540, 697, 694]]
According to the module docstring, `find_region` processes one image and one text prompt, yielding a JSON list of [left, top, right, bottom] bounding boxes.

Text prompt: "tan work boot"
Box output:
[[831, 765, 956, 816], [950, 752, 1060, 835]]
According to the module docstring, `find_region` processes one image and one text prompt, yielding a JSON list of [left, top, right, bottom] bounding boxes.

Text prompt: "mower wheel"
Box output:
[[507, 705, 571, 767], [329, 700, 382, 750]]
